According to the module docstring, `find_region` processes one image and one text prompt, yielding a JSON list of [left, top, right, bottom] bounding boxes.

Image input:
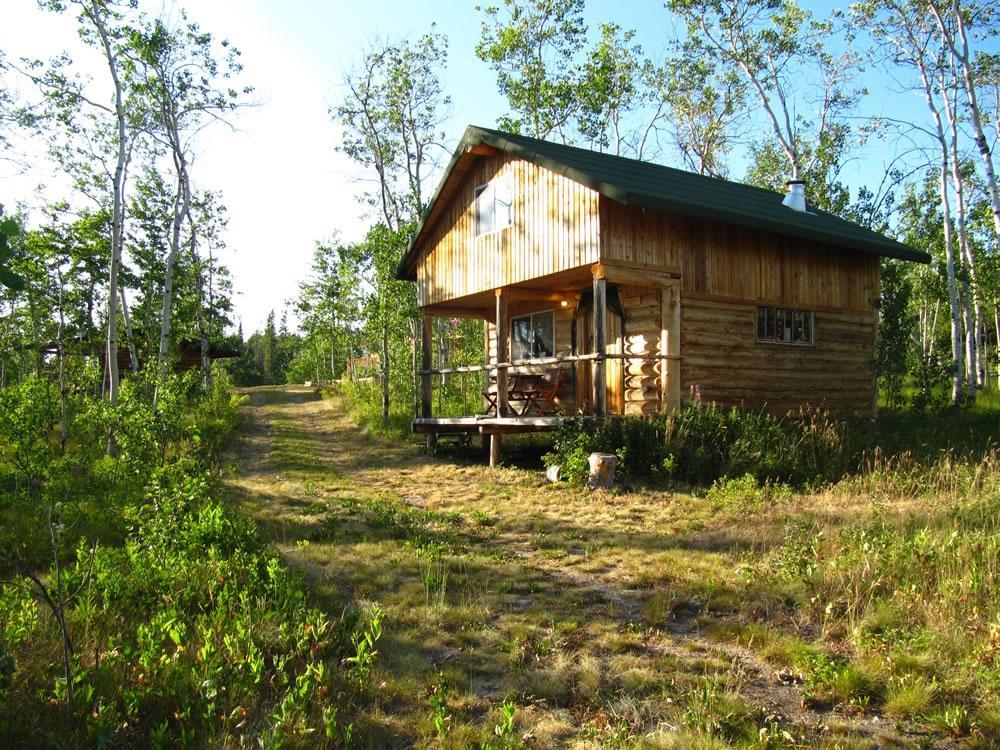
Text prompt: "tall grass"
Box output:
[[758, 449, 1000, 730], [546, 399, 997, 489], [332, 380, 414, 441]]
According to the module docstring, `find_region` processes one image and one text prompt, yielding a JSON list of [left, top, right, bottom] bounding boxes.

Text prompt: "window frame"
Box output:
[[510, 309, 555, 360], [755, 305, 815, 346], [474, 174, 513, 237]]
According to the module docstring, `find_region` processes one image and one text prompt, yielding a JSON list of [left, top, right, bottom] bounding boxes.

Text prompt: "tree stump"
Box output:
[[587, 452, 616, 490]]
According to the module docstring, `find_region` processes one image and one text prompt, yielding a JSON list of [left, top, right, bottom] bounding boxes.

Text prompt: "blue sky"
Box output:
[[2, 0, 939, 333]]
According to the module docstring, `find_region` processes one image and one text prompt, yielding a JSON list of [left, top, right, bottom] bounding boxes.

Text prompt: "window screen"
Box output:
[[756, 305, 814, 345]]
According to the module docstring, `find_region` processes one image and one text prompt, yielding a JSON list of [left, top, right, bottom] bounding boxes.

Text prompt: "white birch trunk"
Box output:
[[943, 75, 980, 399], [153, 107, 192, 408], [910, 36, 965, 404], [89, 1, 126, 413], [929, 1, 1000, 238]]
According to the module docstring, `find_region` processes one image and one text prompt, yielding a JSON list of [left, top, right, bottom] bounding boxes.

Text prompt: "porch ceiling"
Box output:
[[419, 265, 597, 321]]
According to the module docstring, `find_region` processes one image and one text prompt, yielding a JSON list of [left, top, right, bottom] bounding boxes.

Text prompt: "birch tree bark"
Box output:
[[857, 0, 966, 403], [929, 0, 1000, 239], [942, 70, 982, 397]]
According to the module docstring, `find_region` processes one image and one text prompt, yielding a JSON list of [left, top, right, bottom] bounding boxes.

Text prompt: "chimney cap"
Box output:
[[781, 180, 807, 212]]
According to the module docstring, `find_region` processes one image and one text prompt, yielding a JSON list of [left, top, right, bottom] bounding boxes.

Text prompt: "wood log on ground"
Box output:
[[587, 452, 616, 490]]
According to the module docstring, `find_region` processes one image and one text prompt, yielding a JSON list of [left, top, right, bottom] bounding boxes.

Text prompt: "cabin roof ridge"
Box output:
[[395, 124, 930, 281]]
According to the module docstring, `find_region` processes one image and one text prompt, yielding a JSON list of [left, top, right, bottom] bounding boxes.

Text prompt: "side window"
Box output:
[[756, 305, 814, 345], [475, 173, 513, 237]]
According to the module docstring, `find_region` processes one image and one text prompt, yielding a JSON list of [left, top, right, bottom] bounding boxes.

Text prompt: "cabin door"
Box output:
[[575, 305, 625, 416]]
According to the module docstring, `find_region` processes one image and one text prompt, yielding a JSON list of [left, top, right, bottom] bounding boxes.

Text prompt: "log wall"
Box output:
[[681, 297, 877, 415], [620, 286, 665, 416], [602, 199, 879, 415]]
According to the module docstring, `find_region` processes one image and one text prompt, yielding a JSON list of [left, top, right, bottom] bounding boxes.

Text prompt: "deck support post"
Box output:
[[421, 312, 433, 419], [489, 433, 502, 468], [592, 270, 607, 418], [495, 288, 509, 418]]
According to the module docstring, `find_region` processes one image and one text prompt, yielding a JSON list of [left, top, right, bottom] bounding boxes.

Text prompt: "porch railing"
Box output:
[[417, 352, 680, 419]]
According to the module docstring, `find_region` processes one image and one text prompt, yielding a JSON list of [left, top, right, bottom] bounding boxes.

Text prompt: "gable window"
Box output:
[[511, 310, 554, 360], [756, 305, 813, 345], [475, 174, 513, 236]]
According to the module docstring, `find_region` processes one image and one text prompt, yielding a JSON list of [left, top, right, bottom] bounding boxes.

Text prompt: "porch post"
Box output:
[[668, 285, 681, 412], [592, 267, 607, 418], [421, 311, 433, 418], [495, 288, 509, 418], [660, 284, 681, 413]]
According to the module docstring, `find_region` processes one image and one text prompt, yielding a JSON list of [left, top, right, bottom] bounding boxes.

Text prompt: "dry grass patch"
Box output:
[[223, 387, 986, 748]]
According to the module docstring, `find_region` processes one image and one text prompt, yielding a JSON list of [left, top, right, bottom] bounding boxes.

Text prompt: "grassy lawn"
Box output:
[[227, 386, 999, 748]]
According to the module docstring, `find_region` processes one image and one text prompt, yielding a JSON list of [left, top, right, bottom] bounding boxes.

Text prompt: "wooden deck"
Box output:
[[414, 414, 601, 467], [412, 415, 594, 435]]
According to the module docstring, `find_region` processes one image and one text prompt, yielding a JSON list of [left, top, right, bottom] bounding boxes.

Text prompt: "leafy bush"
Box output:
[[546, 401, 854, 487], [0, 368, 382, 746]]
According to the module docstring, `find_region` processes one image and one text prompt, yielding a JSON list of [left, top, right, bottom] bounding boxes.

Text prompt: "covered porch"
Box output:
[[415, 262, 682, 466]]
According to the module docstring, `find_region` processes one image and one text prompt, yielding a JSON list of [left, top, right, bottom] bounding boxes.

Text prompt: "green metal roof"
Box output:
[[397, 125, 929, 280]]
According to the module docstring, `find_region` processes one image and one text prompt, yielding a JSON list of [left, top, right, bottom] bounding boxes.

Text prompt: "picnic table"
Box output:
[[482, 368, 563, 417]]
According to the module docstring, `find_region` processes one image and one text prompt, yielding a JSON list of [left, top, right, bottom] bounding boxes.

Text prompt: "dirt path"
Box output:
[[226, 386, 941, 749]]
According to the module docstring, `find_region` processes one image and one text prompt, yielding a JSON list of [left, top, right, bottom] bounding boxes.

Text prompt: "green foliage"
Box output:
[[476, 0, 586, 139], [0, 211, 24, 292], [548, 397, 999, 491], [706, 473, 793, 512], [0, 366, 382, 746], [428, 672, 450, 737], [478, 699, 519, 750], [546, 401, 854, 488]]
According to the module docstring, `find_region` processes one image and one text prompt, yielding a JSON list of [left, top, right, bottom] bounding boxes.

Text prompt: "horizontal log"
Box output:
[[681, 333, 873, 352], [683, 353, 872, 369], [680, 313, 876, 341], [683, 297, 876, 323], [687, 389, 871, 403]]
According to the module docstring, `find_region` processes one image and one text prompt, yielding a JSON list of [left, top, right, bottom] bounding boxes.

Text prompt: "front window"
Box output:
[[757, 305, 814, 345], [511, 310, 554, 360], [475, 174, 513, 236]]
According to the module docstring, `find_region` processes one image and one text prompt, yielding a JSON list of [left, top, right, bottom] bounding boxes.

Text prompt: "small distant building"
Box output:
[[396, 126, 929, 462], [33, 337, 238, 374]]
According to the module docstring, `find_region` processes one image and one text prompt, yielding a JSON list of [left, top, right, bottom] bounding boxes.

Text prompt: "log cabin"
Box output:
[[396, 125, 929, 464]]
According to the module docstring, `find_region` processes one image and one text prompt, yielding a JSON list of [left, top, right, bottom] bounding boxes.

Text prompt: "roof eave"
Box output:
[[395, 127, 484, 281]]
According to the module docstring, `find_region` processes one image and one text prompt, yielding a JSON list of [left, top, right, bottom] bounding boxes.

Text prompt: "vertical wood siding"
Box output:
[[416, 155, 601, 306], [601, 199, 879, 312]]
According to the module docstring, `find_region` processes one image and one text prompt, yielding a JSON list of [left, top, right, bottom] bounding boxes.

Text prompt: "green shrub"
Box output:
[[546, 401, 855, 487], [0, 368, 382, 746]]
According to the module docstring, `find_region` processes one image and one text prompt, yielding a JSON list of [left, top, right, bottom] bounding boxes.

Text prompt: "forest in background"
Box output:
[[221, 0, 1000, 428], [2, 0, 999, 422]]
